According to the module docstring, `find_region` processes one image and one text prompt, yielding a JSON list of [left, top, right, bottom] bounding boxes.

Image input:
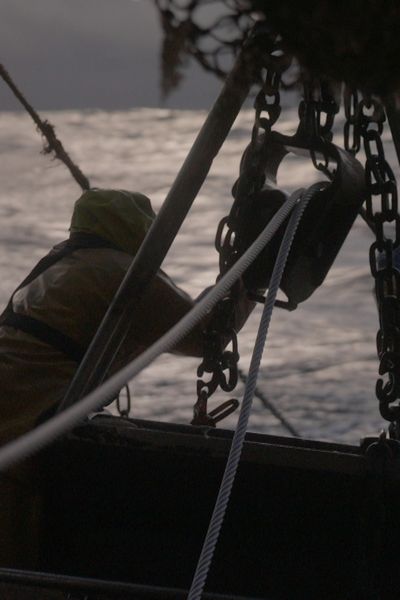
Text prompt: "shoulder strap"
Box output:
[[11, 232, 120, 295], [0, 233, 122, 362], [2, 312, 86, 363]]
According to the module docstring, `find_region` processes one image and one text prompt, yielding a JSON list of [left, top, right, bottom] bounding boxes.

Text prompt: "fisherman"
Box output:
[[0, 188, 254, 444], [0, 188, 255, 569]]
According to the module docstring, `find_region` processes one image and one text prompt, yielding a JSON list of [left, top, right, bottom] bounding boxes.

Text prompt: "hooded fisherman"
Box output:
[[0, 188, 254, 445]]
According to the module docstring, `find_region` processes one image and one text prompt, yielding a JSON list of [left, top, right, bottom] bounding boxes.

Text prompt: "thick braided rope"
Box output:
[[187, 182, 326, 600], [0, 189, 304, 472]]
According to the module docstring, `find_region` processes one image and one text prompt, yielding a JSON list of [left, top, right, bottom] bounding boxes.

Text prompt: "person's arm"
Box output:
[[129, 271, 255, 358]]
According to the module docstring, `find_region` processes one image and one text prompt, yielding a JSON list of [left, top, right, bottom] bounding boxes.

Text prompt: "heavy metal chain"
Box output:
[[344, 87, 400, 437], [192, 42, 285, 426]]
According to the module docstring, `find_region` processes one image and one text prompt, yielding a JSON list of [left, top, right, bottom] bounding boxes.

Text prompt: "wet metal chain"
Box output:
[[344, 89, 400, 437], [195, 53, 400, 437], [192, 28, 288, 426]]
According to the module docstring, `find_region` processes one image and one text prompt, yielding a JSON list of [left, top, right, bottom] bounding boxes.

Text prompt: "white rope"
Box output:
[[0, 188, 304, 472], [187, 182, 326, 600]]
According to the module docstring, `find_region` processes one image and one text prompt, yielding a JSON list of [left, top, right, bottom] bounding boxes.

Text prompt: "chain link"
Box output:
[[344, 87, 400, 433], [297, 80, 339, 178], [116, 384, 132, 418]]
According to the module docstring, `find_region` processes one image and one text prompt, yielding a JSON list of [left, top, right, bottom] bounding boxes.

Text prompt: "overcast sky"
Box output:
[[0, 0, 222, 111]]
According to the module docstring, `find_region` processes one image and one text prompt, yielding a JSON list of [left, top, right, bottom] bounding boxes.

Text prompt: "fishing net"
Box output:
[[154, 0, 400, 96]]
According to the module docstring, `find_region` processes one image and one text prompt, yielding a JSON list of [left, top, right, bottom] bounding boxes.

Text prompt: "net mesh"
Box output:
[[154, 0, 400, 96]]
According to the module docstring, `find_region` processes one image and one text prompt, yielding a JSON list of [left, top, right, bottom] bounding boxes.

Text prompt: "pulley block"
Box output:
[[235, 131, 366, 307]]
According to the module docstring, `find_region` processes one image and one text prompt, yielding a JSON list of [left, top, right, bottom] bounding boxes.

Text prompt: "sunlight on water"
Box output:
[[0, 106, 391, 443]]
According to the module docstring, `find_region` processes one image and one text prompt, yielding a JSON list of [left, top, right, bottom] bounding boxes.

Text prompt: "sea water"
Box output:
[[0, 106, 394, 444]]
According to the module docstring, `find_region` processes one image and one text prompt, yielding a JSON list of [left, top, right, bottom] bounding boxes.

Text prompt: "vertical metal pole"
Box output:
[[58, 36, 266, 412]]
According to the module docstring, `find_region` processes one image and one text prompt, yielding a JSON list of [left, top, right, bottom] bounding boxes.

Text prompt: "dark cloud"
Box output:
[[0, 0, 220, 110]]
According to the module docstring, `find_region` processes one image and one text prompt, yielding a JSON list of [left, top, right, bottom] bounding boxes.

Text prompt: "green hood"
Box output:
[[69, 188, 155, 256]]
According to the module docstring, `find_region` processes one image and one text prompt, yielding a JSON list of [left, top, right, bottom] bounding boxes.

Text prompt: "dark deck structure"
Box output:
[[1, 416, 399, 599]]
